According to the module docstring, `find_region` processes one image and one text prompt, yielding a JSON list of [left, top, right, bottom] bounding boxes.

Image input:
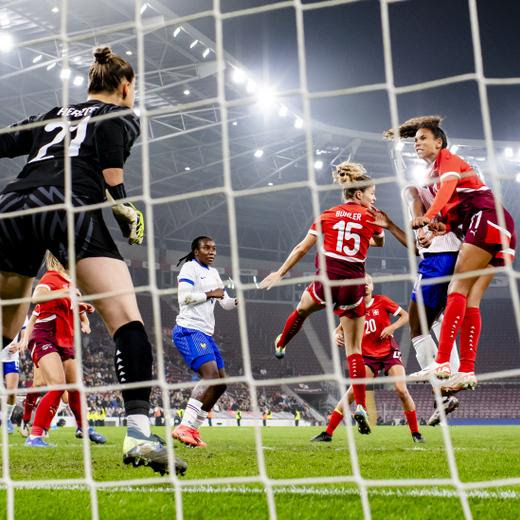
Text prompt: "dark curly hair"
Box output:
[[384, 115, 448, 149]]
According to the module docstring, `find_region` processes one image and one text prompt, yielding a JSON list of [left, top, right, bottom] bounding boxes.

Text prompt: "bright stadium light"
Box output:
[[183, 89, 190, 96], [202, 48, 210, 58], [51, 6, 59, 13], [46, 62, 56, 71], [267, 182, 274, 186], [189, 39, 198, 49], [505, 147, 513, 158], [140, 3, 149, 15], [278, 104, 288, 117], [126, 50, 133, 56], [254, 149, 264, 158], [314, 160, 323, 170], [173, 26, 182, 38], [32, 54, 42, 63], [60, 68, 71, 80], [232, 121, 238, 126], [0, 13, 10, 28], [246, 80, 257, 94], [256, 87, 276, 111], [394, 141, 404, 152], [0, 32, 14, 52], [73, 75, 84, 87], [231, 68, 245, 84], [294, 117, 303, 129], [450, 144, 459, 154], [184, 166, 191, 171], [516, 173, 520, 183]]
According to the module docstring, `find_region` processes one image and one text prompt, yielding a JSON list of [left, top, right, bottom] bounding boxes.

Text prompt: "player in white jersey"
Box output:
[[0, 318, 28, 433], [172, 236, 237, 447]]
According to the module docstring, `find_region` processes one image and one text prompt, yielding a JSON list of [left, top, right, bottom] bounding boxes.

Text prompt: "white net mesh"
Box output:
[[0, 1, 519, 519]]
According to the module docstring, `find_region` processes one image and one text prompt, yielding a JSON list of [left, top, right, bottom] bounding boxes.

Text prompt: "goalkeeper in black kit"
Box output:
[[0, 46, 186, 476]]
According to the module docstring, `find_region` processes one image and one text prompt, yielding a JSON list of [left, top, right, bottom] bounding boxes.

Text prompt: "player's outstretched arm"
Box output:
[[368, 208, 410, 250], [259, 233, 317, 290]]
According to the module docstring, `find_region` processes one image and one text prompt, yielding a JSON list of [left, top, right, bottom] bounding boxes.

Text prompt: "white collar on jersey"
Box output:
[[365, 298, 375, 308]]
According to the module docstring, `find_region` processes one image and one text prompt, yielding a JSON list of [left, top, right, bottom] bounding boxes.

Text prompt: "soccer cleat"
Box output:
[[427, 396, 460, 427], [19, 420, 30, 438], [25, 436, 56, 448], [191, 429, 207, 447], [412, 432, 425, 443], [444, 372, 477, 392], [310, 431, 332, 443], [6, 419, 14, 434], [123, 428, 187, 476], [173, 425, 200, 447], [274, 334, 286, 359], [409, 361, 451, 381], [76, 427, 107, 444], [353, 405, 371, 435]]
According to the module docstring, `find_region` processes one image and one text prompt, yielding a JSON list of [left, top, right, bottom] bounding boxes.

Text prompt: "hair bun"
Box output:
[[93, 46, 112, 65], [333, 162, 367, 185], [384, 115, 444, 140]]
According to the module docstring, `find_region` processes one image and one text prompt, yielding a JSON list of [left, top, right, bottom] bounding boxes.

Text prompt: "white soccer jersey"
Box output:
[[416, 186, 461, 255], [175, 260, 237, 336], [0, 317, 29, 364]]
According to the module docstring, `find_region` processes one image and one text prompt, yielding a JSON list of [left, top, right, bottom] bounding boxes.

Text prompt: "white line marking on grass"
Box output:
[[4, 484, 520, 500]]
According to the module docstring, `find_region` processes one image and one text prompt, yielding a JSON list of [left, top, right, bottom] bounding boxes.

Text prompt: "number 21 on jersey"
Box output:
[[333, 220, 363, 256]]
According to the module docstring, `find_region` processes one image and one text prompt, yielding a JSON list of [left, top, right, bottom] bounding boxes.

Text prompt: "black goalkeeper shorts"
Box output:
[[0, 186, 123, 277]]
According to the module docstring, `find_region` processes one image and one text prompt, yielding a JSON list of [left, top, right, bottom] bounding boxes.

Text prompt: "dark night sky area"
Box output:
[[183, 0, 520, 141]]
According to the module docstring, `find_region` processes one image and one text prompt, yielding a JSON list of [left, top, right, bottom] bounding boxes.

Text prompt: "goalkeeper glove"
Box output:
[[105, 183, 144, 245]]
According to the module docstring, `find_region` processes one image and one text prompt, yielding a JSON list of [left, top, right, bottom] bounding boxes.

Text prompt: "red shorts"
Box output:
[[363, 347, 403, 376], [29, 320, 75, 367], [307, 257, 365, 318], [461, 195, 516, 266]]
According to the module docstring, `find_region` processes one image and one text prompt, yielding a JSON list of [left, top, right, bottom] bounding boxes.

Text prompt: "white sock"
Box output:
[[6, 404, 15, 420], [180, 398, 203, 429], [411, 334, 437, 369], [193, 409, 208, 430], [431, 319, 460, 372], [127, 414, 151, 437]]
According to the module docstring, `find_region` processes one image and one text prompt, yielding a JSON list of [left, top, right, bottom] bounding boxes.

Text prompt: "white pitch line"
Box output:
[[2, 484, 520, 500]]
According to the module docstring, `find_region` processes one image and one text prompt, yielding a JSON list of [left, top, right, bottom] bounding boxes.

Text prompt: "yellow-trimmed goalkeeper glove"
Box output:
[[105, 184, 144, 245]]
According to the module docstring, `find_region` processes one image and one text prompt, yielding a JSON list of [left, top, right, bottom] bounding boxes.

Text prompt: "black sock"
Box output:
[[3, 336, 13, 349], [113, 321, 153, 416]]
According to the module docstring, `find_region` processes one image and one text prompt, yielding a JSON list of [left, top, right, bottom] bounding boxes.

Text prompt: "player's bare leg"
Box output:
[[0, 272, 33, 340], [76, 257, 186, 475], [388, 365, 424, 443], [173, 362, 226, 448], [274, 290, 323, 358]]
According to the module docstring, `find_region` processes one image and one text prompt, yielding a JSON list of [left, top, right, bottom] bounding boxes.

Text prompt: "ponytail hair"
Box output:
[[384, 115, 448, 149], [45, 251, 68, 276], [88, 46, 135, 94], [177, 236, 214, 266], [333, 162, 374, 201]]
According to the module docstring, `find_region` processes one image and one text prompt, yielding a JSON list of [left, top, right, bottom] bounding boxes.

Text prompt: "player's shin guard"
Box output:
[[459, 307, 481, 373], [436, 293, 467, 364], [411, 334, 437, 369], [404, 410, 419, 434], [113, 321, 153, 417], [68, 390, 83, 428], [31, 390, 63, 436], [326, 409, 344, 436], [347, 354, 366, 408], [277, 310, 306, 348]]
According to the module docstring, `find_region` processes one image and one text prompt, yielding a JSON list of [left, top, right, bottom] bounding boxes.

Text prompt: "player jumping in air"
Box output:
[[396, 116, 515, 389], [260, 163, 389, 435], [312, 275, 424, 443], [0, 47, 185, 474], [172, 236, 238, 447]]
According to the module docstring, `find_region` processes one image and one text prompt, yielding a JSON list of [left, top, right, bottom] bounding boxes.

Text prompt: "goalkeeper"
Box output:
[[0, 46, 185, 475]]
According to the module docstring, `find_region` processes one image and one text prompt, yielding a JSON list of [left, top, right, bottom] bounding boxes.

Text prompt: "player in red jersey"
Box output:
[[312, 275, 424, 443], [21, 253, 99, 446], [260, 163, 391, 434], [401, 116, 516, 388]]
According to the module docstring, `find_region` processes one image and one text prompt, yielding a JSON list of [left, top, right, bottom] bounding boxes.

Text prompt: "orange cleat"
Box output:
[[172, 425, 199, 447]]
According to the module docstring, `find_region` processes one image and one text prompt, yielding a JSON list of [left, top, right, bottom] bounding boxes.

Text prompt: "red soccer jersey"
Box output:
[[426, 148, 488, 227], [309, 202, 383, 267], [33, 270, 74, 348], [361, 294, 402, 358]]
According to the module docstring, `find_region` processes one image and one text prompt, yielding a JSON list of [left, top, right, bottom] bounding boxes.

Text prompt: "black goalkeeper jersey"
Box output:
[[0, 100, 140, 202]]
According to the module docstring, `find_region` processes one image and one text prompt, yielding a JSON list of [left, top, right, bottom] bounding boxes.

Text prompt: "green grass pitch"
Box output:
[[1, 425, 520, 519]]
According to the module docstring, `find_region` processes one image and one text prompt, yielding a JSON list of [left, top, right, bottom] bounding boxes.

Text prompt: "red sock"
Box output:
[[326, 409, 344, 436], [31, 390, 63, 436], [68, 391, 83, 428], [405, 410, 419, 434], [347, 354, 366, 408], [459, 307, 481, 373], [277, 310, 306, 348], [23, 391, 42, 423], [436, 292, 467, 364]]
